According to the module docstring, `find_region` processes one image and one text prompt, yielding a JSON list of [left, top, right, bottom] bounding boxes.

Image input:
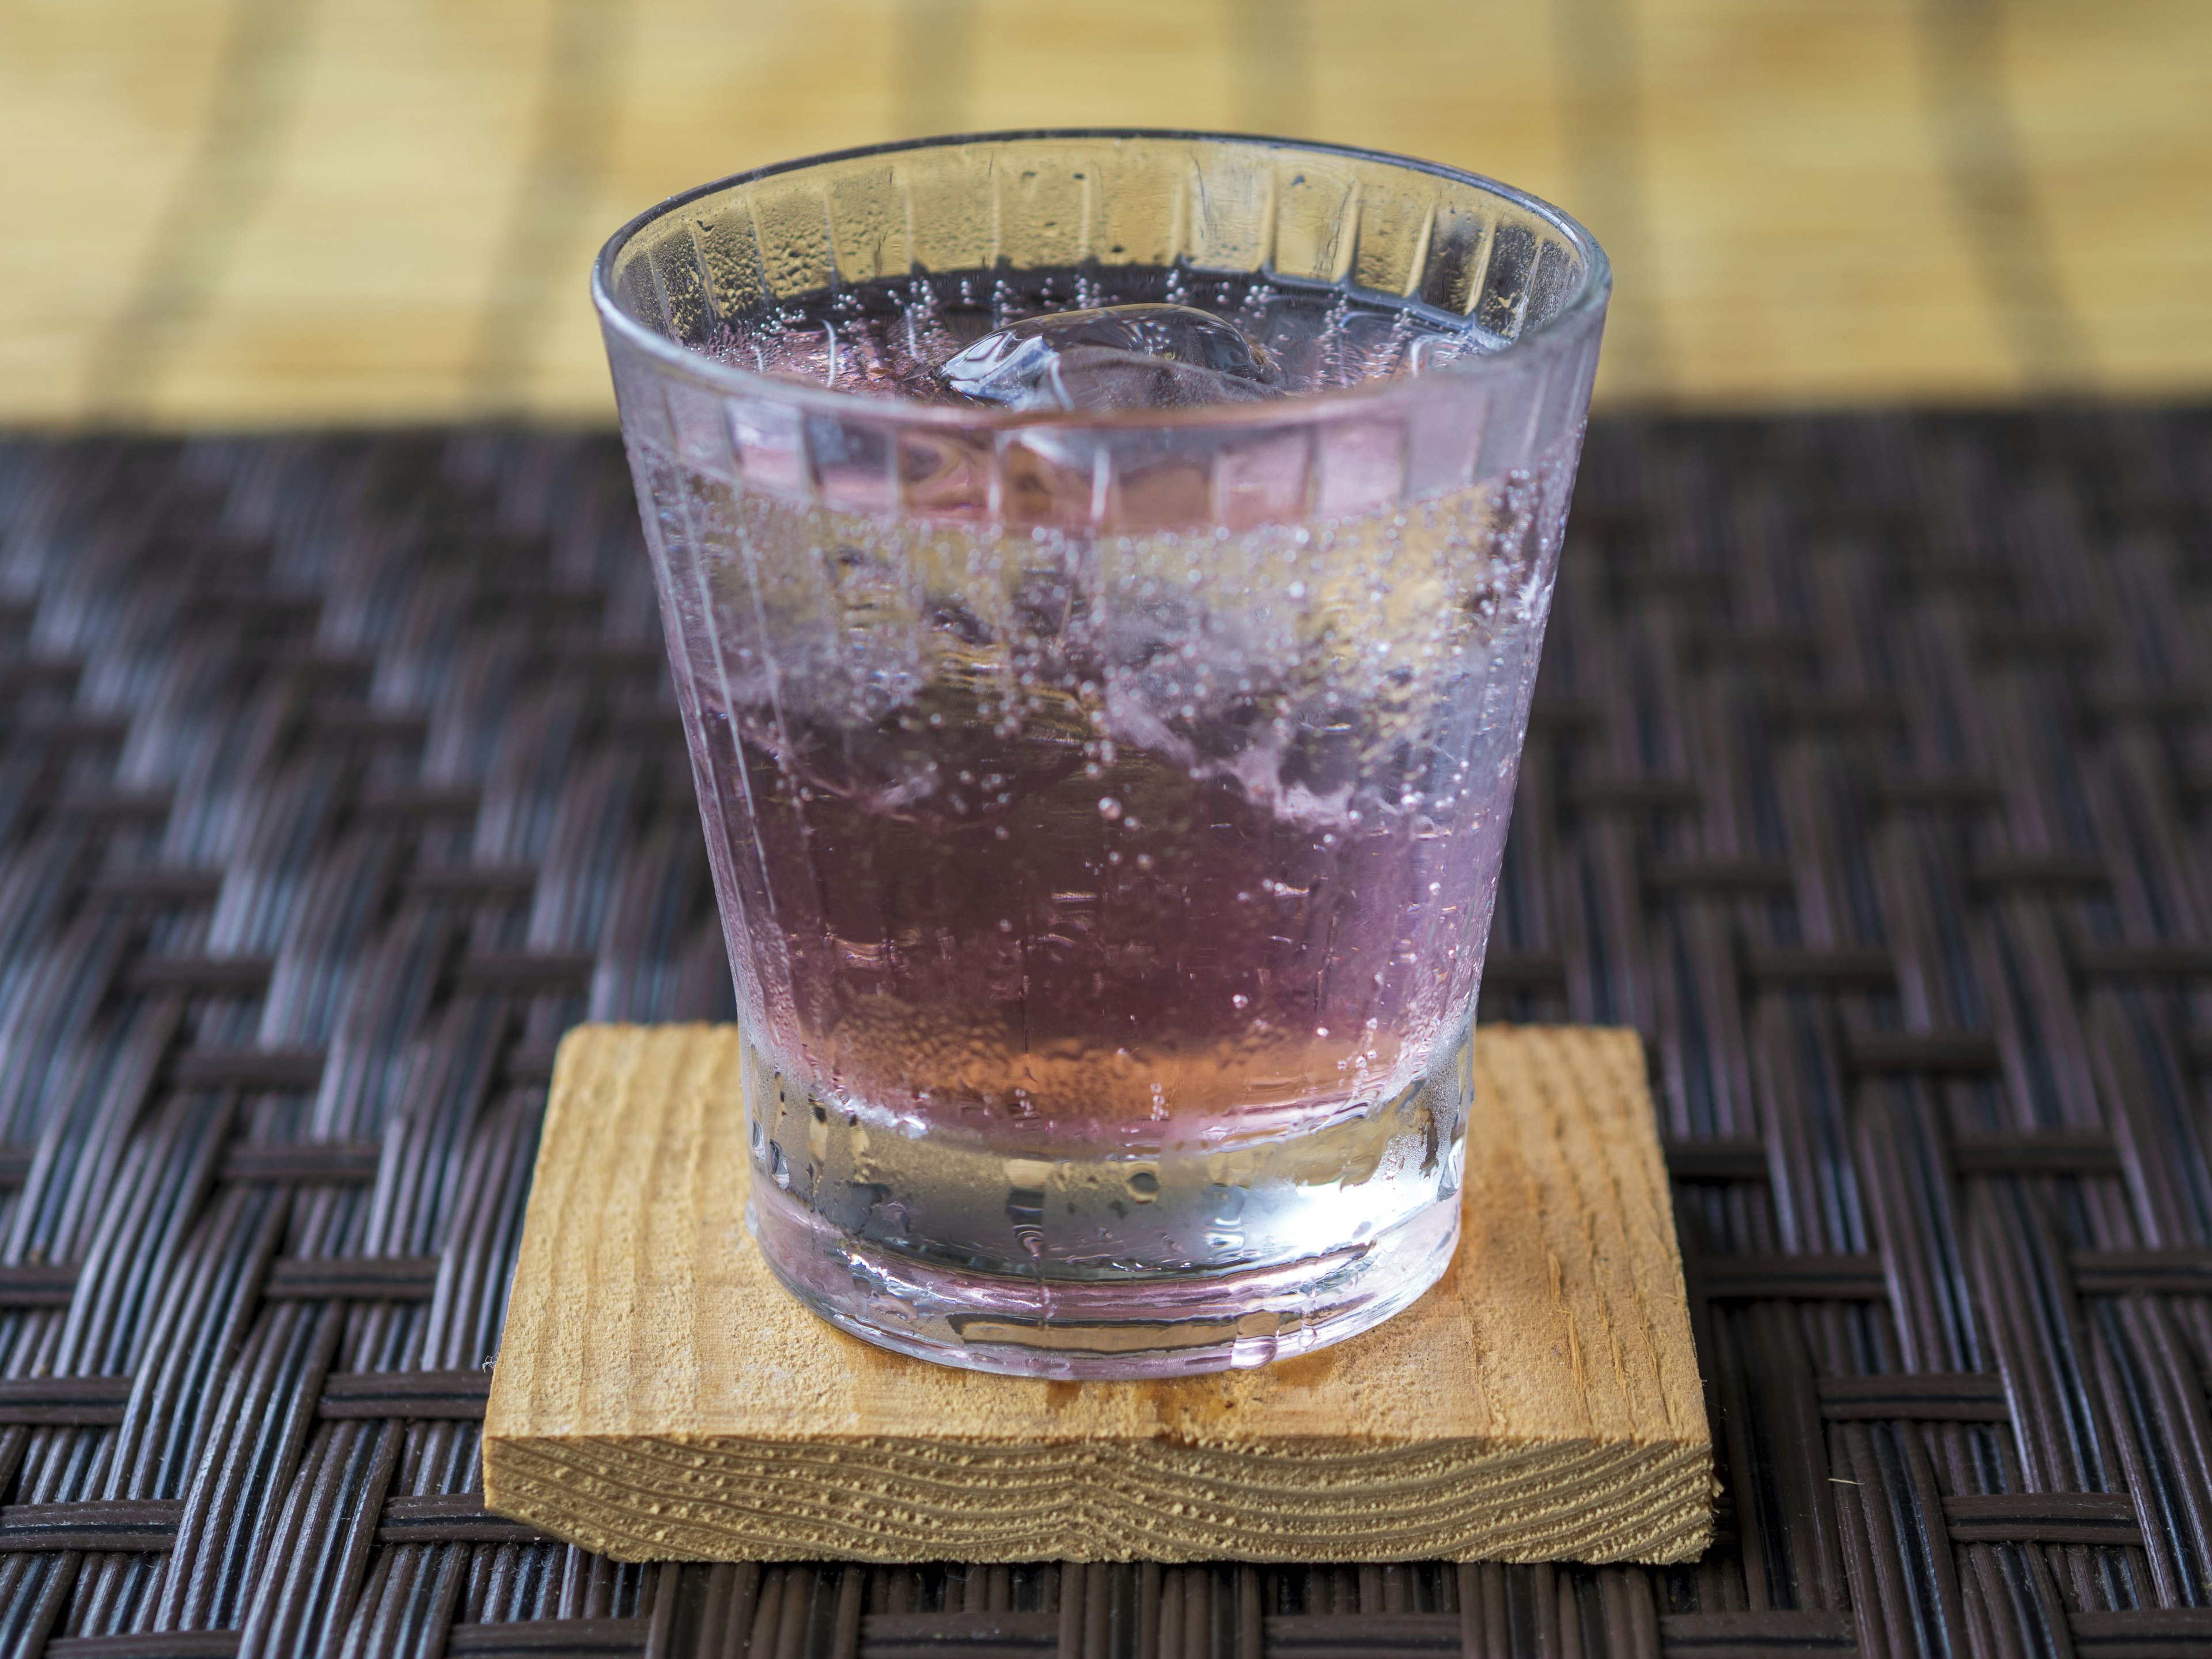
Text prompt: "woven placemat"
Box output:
[[1, 410, 2209, 1653]]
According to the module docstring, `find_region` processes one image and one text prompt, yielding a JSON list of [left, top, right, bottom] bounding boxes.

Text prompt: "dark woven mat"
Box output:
[[2, 410, 2210, 1657]]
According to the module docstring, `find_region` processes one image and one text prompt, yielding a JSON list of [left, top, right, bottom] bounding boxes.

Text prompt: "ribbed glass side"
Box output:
[[596, 132, 1607, 1376], [608, 137, 1591, 343]]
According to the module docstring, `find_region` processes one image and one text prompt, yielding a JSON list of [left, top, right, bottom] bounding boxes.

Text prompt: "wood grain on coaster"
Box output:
[[483, 1023, 1713, 1565]]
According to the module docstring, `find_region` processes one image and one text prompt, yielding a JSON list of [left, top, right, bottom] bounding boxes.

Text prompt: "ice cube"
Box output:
[[937, 304, 1282, 413]]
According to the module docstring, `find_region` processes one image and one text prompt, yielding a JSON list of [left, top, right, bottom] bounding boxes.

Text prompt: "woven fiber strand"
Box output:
[[0, 410, 2207, 1654]]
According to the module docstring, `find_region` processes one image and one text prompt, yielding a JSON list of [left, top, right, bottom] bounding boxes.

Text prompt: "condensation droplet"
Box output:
[[1097, 796, 1124, 821]]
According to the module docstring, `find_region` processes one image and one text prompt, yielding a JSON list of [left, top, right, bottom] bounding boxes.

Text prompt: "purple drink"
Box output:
[[599, 134, 1607, 1376]]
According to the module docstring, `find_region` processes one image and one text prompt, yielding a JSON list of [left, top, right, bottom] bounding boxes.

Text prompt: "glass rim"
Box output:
[[591, 127, 1611, 431]]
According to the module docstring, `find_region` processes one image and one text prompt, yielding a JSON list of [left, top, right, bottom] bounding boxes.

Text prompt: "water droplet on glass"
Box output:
[[1097, 796, 1124, 821]]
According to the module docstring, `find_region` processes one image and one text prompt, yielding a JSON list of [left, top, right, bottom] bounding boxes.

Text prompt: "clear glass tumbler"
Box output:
[[594, 131, 1607, 1377]]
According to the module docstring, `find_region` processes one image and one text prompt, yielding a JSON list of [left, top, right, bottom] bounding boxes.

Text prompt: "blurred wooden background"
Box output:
[[3, 0, 2206, 427]]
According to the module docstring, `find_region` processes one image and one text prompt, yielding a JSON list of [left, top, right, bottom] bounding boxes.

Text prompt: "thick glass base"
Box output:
[[749, 1180, 1463, 1379], [737, 1019, 1475, 1378]]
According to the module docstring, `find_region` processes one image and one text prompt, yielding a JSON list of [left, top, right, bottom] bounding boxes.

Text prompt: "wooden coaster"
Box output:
[[483, 1024, 1713, 1565]]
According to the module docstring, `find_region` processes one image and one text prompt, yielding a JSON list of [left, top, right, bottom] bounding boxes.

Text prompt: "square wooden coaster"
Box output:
[[483, 1025, 1713, 1565]]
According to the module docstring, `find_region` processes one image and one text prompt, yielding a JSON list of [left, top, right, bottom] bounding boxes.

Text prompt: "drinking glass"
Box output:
[[593, 131, 1607, 1377]]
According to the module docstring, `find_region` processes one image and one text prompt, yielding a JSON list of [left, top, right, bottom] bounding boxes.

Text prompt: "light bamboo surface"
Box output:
[[3, 0, 2206, 427], [482, 1023, 1712, 1565]]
